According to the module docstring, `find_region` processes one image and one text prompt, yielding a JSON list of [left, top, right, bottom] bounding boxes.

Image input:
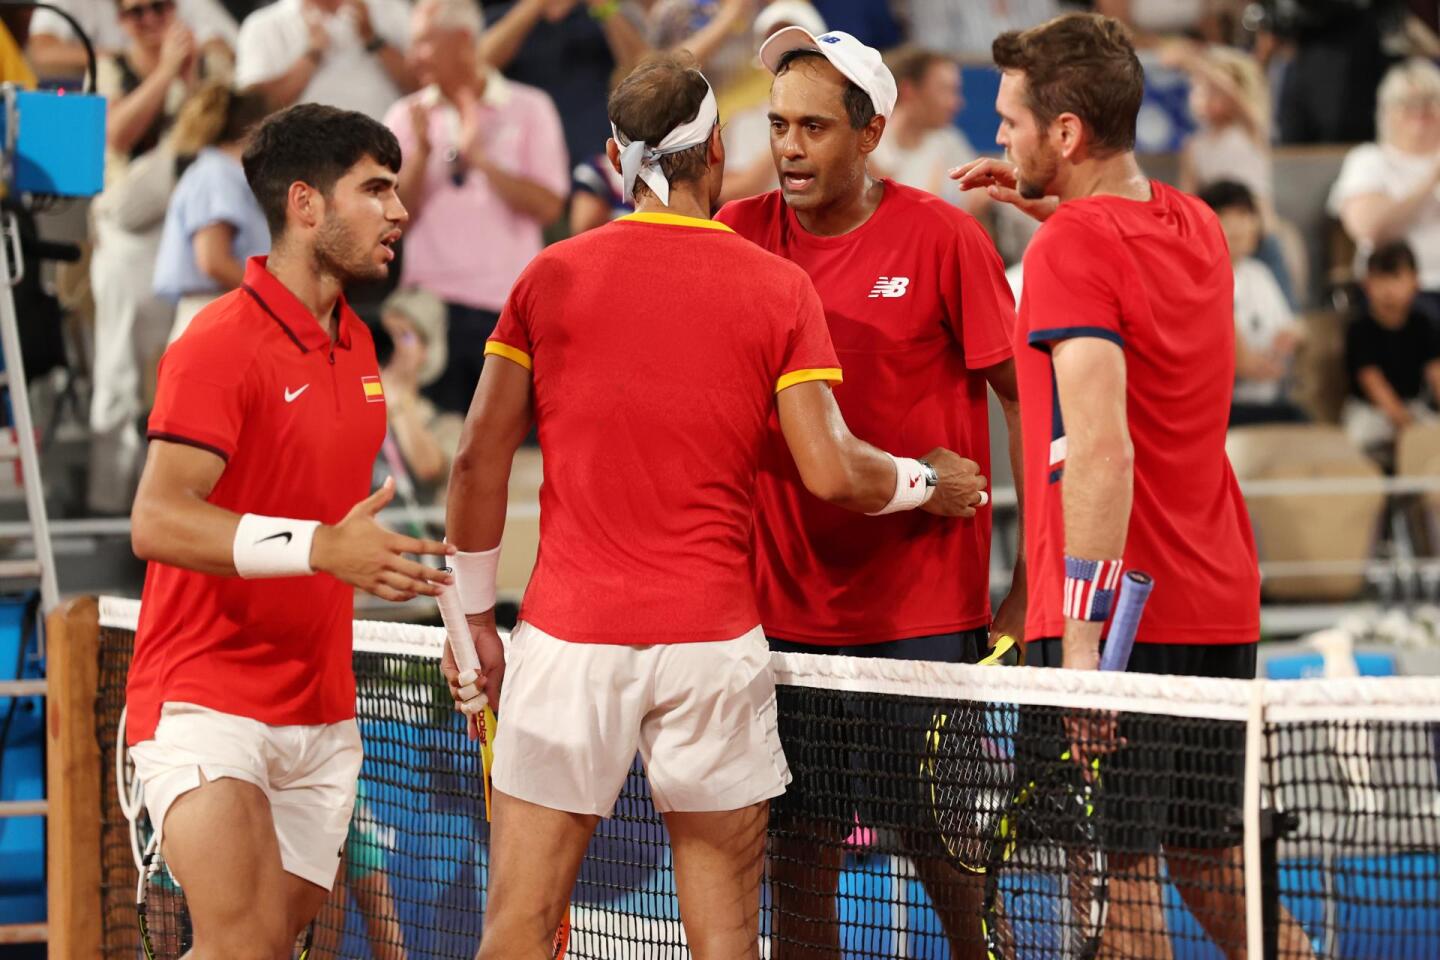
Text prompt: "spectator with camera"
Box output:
[[388, 0, 567, 414]]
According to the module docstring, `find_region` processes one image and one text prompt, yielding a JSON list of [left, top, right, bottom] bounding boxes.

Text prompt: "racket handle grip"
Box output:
[[1101, 570, 1153, 673], [436, 579, 482, 676]]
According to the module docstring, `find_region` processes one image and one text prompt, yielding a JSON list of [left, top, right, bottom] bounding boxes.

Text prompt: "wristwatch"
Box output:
[[917, 458, 939, 489]]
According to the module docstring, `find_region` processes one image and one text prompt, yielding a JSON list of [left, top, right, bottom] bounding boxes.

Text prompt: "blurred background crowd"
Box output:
[[0, 0, 1437, 620]]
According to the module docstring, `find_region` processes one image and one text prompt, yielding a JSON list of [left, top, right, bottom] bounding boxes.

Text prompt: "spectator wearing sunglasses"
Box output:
[[386, 0, 567, 415]]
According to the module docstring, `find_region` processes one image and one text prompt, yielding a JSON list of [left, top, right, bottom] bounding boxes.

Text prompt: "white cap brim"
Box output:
[[758, 26, 896, 118], [759, 25, 824, 76]]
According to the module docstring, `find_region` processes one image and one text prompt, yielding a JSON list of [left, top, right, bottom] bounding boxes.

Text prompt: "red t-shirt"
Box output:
[[1016, 182, 1259, 644], [716, 182, 1015, 645], [485, 211, 841, 644], [126, 258, 387, 744]]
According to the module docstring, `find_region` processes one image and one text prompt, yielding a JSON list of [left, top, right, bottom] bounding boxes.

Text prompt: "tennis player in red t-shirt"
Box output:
[[954, 14, 1314, 959], [440, 55, 987, 959], [716, 29, 1022, 958], [125, 106, 453, 955]]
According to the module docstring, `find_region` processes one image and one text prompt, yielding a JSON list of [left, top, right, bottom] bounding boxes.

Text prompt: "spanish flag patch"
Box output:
[[362, 376, 385, 403]]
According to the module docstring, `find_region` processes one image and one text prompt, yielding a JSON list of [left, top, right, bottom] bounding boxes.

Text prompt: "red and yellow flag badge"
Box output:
[[361, 376, 385, 403]]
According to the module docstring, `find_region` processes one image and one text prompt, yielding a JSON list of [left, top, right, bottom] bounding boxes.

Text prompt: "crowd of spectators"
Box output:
[[0, 0, 1433, 519]]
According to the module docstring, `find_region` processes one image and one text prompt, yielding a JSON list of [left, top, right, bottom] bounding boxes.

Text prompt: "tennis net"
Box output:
[[91, 597, 1440, 959]]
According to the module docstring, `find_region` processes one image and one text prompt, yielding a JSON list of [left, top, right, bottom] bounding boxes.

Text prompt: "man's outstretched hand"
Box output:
[[311, 477, 454, 601], [950, 158, 1060, 223]]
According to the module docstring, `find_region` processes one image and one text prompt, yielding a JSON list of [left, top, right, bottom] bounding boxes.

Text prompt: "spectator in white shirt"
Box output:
[[27, 0, 235, 81], [1199, 180, 1307, 427], [1329, 58, 1440, 323], [235, 0, 412, 120], [871, 46, 980, 213]]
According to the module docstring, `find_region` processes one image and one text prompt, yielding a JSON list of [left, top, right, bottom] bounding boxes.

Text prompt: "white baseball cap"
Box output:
[[759, 28, 897, 119]]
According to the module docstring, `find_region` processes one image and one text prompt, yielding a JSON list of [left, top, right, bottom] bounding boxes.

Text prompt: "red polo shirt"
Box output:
[[126, 258, 387, 744], [717, 182, 1016, 644]]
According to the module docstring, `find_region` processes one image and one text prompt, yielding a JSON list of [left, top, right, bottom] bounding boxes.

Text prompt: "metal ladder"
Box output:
[[0, 208, 62, 947]]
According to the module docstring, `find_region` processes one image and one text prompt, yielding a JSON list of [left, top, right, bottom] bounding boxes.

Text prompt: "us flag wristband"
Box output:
[[1063, 556, 1124, 622]]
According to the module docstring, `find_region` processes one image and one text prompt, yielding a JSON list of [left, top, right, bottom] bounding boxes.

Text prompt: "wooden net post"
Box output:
[[46, 595, 101, 957]]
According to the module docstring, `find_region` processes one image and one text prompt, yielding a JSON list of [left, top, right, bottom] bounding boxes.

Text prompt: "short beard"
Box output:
[[314, 212, 385, 286], [1015, 147, 1059, 202]]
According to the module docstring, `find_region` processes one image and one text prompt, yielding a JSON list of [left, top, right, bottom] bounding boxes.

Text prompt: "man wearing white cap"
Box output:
[[442, 53, 987, 959], [716, 27, 1023, 959]]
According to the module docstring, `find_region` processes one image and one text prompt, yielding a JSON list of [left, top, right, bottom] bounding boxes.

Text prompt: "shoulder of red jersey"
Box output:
[[879, 180, 987, 238], [715, 190, 785, 236], [164, 289, 266, 372]]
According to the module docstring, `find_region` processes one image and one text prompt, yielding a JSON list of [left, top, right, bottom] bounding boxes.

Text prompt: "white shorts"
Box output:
[[492, 622, 791, 817], [128, 702, 363, 890]]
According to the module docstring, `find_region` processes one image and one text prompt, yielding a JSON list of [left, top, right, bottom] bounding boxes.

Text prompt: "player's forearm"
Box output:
[[444, 445, 510, 552], [132, 491, 244, 576], [1058, 436, 1132, 668], [1061, 437, 1133, 561]]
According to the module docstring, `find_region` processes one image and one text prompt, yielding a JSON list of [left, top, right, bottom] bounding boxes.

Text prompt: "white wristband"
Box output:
[[867, 455, 935, 516], [453, 545, 501, 614], [232, 514, 320, 578]]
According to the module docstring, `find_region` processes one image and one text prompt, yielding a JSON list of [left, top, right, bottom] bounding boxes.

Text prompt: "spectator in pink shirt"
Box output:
[[385, 0, 568, 413]]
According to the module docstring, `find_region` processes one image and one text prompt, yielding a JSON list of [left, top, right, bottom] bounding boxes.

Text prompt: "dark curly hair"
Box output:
[[242, 103, 402, 238]]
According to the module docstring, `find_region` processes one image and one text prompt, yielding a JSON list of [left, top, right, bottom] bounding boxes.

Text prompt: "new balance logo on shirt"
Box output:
[[868, 276, 910, 299]]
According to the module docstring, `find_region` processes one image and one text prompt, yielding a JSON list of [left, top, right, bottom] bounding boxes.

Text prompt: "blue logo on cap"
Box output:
[[818, 34, 841, 43]]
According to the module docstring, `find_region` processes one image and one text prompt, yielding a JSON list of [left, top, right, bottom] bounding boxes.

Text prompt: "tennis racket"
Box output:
[[980, 571, 1154, 960], [435, 582, 572, 958], [923, 633, 1023, 871]]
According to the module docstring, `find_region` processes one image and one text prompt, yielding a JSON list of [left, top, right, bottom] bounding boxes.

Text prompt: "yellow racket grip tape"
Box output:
[[480, 705, 497, 822]]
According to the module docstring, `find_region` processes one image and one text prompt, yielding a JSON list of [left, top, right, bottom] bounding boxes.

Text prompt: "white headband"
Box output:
[[610, 79, 718, 205]]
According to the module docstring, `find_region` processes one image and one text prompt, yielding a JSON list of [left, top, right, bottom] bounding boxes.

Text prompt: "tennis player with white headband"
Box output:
[[438, 53, 986, 959]]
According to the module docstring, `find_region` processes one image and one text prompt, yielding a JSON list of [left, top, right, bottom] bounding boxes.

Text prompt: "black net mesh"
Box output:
[[93, 619, 1440, 959]]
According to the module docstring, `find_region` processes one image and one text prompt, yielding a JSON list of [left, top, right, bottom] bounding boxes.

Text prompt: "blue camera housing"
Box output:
[[0, 88, 106, 197]]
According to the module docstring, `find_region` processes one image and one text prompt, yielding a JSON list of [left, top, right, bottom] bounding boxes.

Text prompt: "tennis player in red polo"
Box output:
[[125, 105, 452, 956], [440, 55, 986, 959], [954, 14, 1314, 959], [716, 29, 1022, 958]]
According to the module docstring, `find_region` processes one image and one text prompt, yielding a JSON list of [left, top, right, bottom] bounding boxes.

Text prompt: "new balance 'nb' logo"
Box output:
[[868, 276, 910, 299]]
